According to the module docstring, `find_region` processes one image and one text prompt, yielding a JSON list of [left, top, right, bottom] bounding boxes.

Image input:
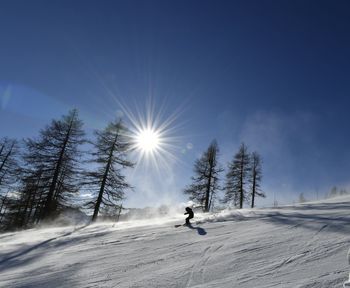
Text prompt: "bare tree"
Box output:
[[84, 119, 134, 222], [0, 138, 19, 193], [0, 138, 20, 228], [14, 166, 48, 227], [249, 151, 264, 208], [184, 140, 222, 212], [224, 143, 250, 209], [299, 193, 307, 203], [20, 109, 85, 222]]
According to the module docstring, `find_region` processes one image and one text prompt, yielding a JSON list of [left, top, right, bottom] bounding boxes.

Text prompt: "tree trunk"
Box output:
[[0, 142, 14, 186], [43, 112, 75, 220], [239, 158, 244, 209], [251, 171, 256, 208], [92, 133, 118, 222], [0, 193, 8, 224], [204, 150, 214, 212]]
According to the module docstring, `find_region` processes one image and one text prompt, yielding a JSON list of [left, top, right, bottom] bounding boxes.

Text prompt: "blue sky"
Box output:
[[1, 0, 350, 207]]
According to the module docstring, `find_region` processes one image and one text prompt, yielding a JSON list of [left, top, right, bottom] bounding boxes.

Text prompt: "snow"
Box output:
[[1, 196, 350, 288]]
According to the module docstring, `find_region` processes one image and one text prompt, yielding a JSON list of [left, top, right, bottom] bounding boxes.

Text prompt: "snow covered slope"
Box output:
[[1, 196, 350, 288]]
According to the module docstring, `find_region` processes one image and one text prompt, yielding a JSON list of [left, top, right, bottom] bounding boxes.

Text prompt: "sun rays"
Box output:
[[117, 99, 184, 174], [135, 128, 161, 153]]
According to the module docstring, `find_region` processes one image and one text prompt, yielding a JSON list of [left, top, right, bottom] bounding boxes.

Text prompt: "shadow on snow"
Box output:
[[0, 224, 111, 273], [187, 223, 207, 236]]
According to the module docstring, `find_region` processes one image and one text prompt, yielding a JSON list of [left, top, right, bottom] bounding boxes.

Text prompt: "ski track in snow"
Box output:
[[0, 197, 350, 288]]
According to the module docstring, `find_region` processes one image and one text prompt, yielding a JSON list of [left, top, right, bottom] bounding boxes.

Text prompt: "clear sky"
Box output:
[[1, 0, 350, 207]]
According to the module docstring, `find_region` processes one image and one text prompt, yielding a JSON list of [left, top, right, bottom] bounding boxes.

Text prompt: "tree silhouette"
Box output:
[[84, 119, 134, 222], [0, 138, 20, 228], [184, 140, 222, 212], [224, 143, 250, 209], [249, 151, 264, 208], [20, 109, 85, 222]]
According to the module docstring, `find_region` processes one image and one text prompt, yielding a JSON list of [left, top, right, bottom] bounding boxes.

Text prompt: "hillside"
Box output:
[[1, 197, 350, 288]]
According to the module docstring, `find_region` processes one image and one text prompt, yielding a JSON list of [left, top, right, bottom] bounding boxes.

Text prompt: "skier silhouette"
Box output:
[[184, 207, 194, 225]]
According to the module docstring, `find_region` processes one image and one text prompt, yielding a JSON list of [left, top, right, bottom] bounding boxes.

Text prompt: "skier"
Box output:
[[184, 207, 194, 225]]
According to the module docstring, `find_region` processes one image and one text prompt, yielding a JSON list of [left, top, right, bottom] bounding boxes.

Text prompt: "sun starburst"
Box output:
[[118, 100, 184, 174], [135, 128, 161, 153]]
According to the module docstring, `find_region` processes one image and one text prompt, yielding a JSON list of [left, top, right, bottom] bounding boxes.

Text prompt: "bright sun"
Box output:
[[118, 100, 181, 170], [136, 128, 160, 153]]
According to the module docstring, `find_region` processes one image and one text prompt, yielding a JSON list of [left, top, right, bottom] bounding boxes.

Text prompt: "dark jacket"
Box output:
[[184, 207, 194, 218]]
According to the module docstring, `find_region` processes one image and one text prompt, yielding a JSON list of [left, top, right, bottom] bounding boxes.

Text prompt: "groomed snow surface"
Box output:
[[1, 196, 350, 288]]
